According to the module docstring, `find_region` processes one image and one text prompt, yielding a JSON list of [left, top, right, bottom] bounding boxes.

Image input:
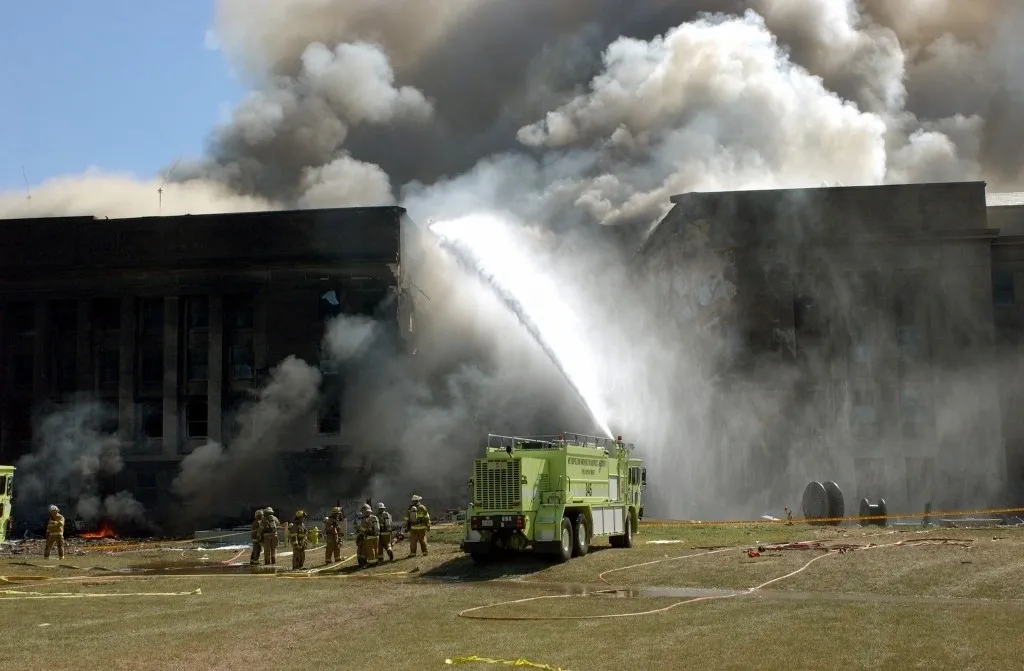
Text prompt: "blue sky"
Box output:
[[0, 1, 245, 191]]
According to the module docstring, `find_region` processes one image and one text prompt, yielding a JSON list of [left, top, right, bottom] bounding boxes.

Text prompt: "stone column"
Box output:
[[254, 293, 268, 379], [32, 300, 50, 399], [207, 293, 223, 442], [162, 297, 179, 457], [76, 300, 92, 393], [118, 298, 137, 445]]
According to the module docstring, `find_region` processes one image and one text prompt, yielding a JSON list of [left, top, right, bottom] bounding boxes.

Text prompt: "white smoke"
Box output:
[[4, 0, 1024, 520], [15, 402, 146, 528], [171, 355, 322, 525]]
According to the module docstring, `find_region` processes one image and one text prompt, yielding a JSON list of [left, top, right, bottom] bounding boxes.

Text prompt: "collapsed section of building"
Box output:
[[0, 206, 414, 532], [633, 181, 1024, 515]]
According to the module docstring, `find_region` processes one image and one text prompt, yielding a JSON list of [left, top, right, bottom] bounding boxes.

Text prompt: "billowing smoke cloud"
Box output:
[[171, 356, 322, 527], [4, 0, 1024, 521], [14, 402, 146, 529]]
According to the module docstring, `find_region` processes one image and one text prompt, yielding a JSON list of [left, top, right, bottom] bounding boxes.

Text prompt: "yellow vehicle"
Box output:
[[0, 466, 14, 543]]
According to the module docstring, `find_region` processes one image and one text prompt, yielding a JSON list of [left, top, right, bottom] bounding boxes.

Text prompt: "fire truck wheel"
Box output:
[[555, 517, 573, 563], [610, 512, 634, 548], [470, 551, 491, 565], [572, 513, 590, 558]]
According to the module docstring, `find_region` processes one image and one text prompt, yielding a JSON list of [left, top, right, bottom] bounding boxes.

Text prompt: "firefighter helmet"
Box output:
[[264, 507, 274, 515], [254, 509, 264, 518], [331, 506, 342, 514], [410, 495, 422, 502], [48, 504, 59, 513], [377, 502, 386, 510], [295, 510, 305, 518]]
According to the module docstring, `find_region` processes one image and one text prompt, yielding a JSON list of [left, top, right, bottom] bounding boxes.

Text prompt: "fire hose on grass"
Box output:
[[456, 533, 951, 622]]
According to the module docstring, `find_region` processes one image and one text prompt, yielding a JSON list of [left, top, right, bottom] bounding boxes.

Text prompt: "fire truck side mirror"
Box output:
[[641, 468, 647, 488]]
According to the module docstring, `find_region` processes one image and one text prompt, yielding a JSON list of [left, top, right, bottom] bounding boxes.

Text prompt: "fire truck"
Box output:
[[0, 465, 14, 543], [462, 433, 646, 563]]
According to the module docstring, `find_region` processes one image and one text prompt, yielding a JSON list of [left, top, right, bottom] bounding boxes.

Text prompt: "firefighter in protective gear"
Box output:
[[406, 495, 431, 557], [249, 509, 264, 565], [323, 507, 343, 564], [376, 502, 395, 562], [289, 511, 308, 570], [44, 504, 66, 560], [261, 506, 279, 565], [356, 504, 379, 565]]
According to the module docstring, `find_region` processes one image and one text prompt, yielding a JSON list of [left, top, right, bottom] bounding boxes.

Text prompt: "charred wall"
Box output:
[[635, 182, 1017, 514], [0, 206, 406, 529]]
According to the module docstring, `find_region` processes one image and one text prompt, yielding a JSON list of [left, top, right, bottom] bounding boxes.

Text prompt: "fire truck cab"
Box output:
[[462, 433, 646, 564]]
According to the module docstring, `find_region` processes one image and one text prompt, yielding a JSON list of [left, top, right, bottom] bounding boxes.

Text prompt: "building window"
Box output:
[[136, 472, 158, 489], [850, 387, 878, 440], [230, 343, 255, 381], [993, 271, 1015, 307], [319, 290, 343, 321], [140, 348, 163, 386], [98, 349, 120, 386], [186, 296, 209, 329], [186, 397, 208, 438], [99, 410, 119, 435], [900, 381, 931, 440], [226, 295, 255, 330], [139, 298, 164, 332], [55, 344, 77, 392], [897, 326, 925, 361], [93, 299, 121, 331], [7, 302, 34, 335], [187, 347, 209, 382], [318, 399, 341, 435], [12, 354, 33, 389], [138, 401, 163, 439], [52, 300, 78, 334]]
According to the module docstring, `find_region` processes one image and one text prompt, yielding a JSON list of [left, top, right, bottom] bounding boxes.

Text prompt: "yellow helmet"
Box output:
[[331, 506, 342, 514], [295, 510, 305, 518]]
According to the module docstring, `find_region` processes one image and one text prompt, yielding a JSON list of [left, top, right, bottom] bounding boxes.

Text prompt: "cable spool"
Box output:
[[801, 481, 844, 526], [859, 498, 888, 527]]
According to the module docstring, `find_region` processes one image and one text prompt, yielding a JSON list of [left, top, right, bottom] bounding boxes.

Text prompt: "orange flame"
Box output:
[[80, 520, 119, 540]]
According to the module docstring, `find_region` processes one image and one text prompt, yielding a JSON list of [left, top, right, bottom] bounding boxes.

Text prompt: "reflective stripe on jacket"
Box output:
[[47, 514, 65, 537]]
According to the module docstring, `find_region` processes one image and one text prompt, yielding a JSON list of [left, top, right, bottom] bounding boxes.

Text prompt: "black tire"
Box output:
[[572, 513, 590, 558], [470, 551, 490, 565], [554, 517, 573, 563], [610, 510, 634, 548], [621, 513, 634, 548]]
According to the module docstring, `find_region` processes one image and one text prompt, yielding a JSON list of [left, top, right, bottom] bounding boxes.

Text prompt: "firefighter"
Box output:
[[357, 503, 379, 565], [43, 504, 66, 561], [376, 502, 394, 562], [323, 507, 343, 565], [261, 506, 279, 566], [249, 509, 264, 565], [406, 495, 431, 557], [289, 511, 308, 570]]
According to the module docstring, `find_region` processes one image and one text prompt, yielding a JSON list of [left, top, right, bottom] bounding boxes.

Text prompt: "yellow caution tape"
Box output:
[[445, 655, 569, 670], [0, 588, 202, 600], [0, 575, 50, 583]]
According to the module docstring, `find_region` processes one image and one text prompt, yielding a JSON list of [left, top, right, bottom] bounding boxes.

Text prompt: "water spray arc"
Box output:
[[428, 215, 614, 439]]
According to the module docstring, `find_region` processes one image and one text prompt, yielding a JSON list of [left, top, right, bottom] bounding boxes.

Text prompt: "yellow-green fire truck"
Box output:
[[0, 465, 14, 543], [462, 433, 646, 563]]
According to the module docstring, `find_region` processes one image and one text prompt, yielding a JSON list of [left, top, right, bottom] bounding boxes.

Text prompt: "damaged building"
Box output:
[[635, 181, 1024, 514], [0, 206, 414, 528]]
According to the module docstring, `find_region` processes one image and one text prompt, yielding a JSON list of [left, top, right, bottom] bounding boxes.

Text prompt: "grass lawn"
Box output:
[[2, 522, 1022, 670]]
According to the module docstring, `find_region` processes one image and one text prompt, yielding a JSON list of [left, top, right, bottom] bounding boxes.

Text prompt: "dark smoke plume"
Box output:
[[3, 0, 1024, 521]]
